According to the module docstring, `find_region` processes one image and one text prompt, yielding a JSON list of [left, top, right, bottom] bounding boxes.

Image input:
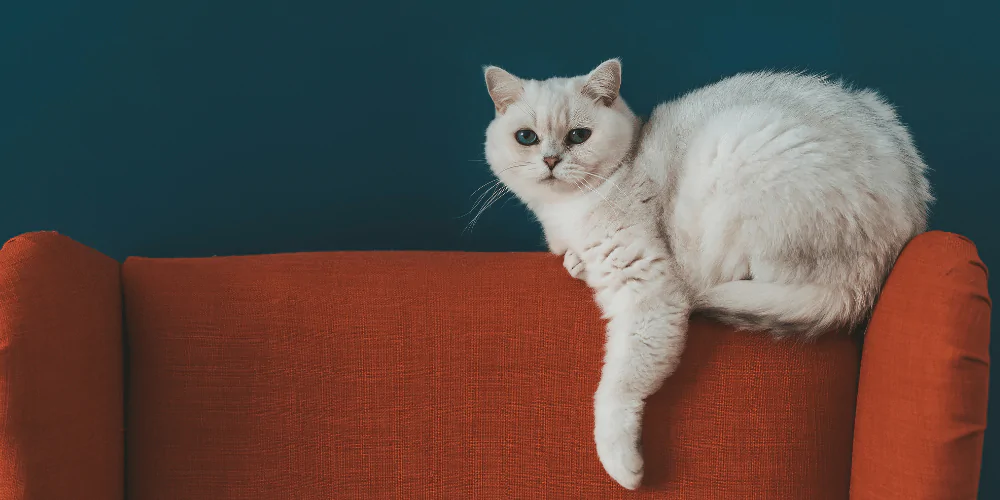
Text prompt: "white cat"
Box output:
[[481, 60, 931, 489]]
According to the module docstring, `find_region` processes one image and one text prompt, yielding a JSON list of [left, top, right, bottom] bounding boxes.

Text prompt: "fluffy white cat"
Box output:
[[481, 60, 931, 489]]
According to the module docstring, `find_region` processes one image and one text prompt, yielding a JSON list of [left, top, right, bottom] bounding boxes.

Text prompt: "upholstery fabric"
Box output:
[[123, 251, 860, 499], [0, 230, 986, 499], [0, 232, 124, 500], [851, 231, 991, 499]]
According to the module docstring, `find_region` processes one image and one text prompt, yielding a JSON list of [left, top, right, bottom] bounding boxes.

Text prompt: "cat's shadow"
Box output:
[[638, 316, 860, 492]]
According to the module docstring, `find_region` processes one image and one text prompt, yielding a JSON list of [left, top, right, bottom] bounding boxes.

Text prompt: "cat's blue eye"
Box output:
[[567, 128, 592, 145], [515, 129, 539, 146]]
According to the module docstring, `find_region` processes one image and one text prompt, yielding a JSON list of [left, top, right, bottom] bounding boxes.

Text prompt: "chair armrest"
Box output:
[[851, 231, 991, 499], [0, 232, 124, 500]]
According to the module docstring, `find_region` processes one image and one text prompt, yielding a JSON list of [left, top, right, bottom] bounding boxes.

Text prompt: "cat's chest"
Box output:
[[537, 198, 598, 249], [538, 197, 649, 256]]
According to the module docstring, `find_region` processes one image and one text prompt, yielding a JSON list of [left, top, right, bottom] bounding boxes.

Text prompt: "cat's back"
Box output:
[[650, 71, 891, 144], [644, 70, 931, 294], [640, 71, 927, 196], [679, 71, 852, 108]]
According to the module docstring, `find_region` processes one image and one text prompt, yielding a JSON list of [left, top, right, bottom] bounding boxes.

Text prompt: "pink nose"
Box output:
[[543, 156, 561, 169]]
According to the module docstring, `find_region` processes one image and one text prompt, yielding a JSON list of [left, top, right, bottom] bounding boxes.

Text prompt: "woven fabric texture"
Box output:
[[851, 231, 991, 499], [123, 250, 861, 499], [0, 232, 124, 500]]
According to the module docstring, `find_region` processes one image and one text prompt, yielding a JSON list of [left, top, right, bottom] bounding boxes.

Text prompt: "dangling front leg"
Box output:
[[585, 241, 689, 490]]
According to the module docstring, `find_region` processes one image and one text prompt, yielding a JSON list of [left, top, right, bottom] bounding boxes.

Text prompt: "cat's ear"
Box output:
[[484, 65, 523, 114], [582, 58, 622, 106]]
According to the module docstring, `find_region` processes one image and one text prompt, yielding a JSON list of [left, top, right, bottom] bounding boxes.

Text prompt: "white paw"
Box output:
[[563, 250, 587, 280], [594, 399, 644, 490]]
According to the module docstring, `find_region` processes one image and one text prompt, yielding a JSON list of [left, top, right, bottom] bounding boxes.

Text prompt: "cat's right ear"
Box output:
[[582, 59, 622, 106], [484, 66, 523, 114]]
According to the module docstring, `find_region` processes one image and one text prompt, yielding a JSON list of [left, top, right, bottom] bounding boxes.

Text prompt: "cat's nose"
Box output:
[[543, 156, 561, 169]]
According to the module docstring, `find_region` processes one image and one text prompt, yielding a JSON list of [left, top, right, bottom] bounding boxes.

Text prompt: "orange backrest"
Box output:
[[0, 231, 990, 499], [122, 251, 859, 498]]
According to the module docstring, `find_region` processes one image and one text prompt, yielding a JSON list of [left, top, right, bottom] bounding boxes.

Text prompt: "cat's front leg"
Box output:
[[587, 246, 689, 490], [594, 291, 688, 490], [563, 250, 587, 280], [543, 225, 587, 280]]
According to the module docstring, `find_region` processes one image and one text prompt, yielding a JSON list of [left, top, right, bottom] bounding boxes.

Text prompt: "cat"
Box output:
[[480, 59, 931, 490]]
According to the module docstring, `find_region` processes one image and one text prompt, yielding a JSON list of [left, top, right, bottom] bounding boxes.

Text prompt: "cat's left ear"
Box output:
[[484, 65, 524, 114], [582, 59, 622, 106]]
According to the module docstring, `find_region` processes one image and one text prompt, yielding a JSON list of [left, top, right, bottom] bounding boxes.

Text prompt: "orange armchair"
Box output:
[[0, 230, 990, 499]]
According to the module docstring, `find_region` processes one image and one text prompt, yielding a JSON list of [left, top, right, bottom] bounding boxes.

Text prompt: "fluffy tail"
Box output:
[[694, 281, 870, 337]]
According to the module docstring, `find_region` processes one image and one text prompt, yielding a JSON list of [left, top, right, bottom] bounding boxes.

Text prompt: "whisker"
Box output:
[[464, 185, 510, 233], [513, 101, 537, 122], [457, 183, 501, 219], [469, 186, 507, 225], [457, 161, 532, 218], [499, 191, 519, 208], [579, 177, 626, 219], [579, 171, 628, 196], [469, 178, 501, 199], [495, 161, 531, 175]]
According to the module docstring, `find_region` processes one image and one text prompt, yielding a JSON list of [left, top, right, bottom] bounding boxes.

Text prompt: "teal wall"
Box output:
[[2, 1, 996, 494]]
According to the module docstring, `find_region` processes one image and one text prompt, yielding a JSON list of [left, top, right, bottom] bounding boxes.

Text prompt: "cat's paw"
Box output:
[[594, 398, 644, 490], [595, 425, 644, 490], [563, 250, 587, 280]]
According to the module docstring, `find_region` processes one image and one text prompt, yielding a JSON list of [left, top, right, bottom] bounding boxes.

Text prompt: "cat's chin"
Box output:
[[497, 175, 585, 206], [525, 177, 587, 201]]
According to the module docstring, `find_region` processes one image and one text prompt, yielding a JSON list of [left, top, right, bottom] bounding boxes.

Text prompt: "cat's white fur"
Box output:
[[482, 60, 931, 490]]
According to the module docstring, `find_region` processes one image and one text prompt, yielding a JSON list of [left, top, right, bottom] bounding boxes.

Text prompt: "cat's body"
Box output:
[[481, 61, 931, 490]]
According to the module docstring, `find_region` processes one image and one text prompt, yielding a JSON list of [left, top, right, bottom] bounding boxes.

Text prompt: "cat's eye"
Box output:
[[567, 128, 592, 144], [515, 129, 539, 146]]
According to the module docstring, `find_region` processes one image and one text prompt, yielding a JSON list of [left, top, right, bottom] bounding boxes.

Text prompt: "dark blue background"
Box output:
[[2, 0, 996, 494]]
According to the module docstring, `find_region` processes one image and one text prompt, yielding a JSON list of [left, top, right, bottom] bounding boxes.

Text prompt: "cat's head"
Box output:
[[482, 59, 639, 204]]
